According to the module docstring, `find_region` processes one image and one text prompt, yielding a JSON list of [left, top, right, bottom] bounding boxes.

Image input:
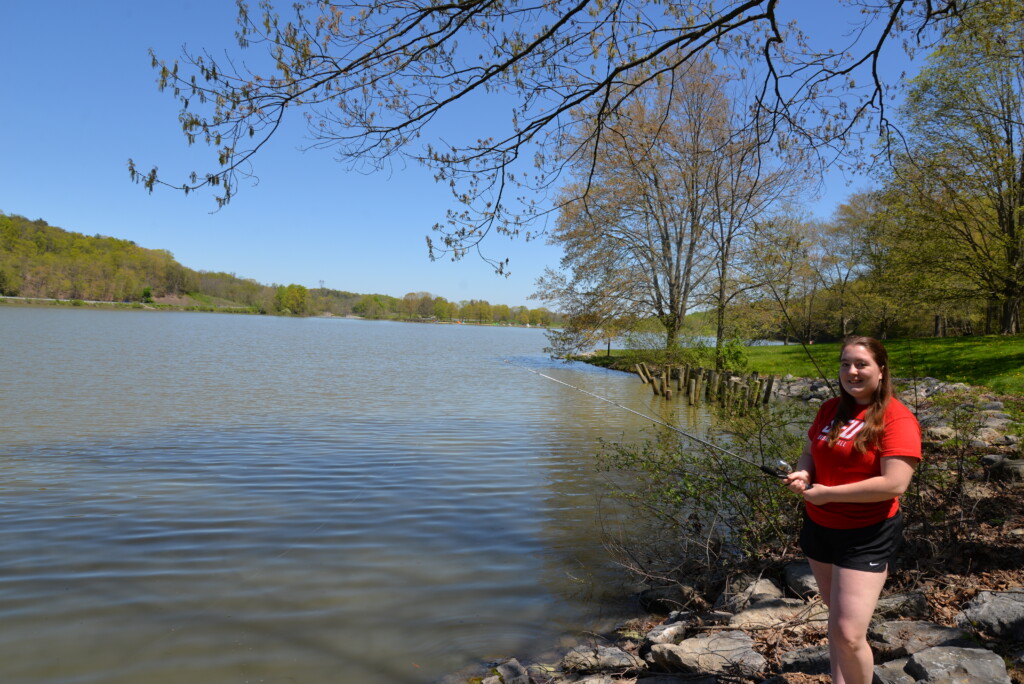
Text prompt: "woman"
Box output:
[[785, 336, 921, 684]]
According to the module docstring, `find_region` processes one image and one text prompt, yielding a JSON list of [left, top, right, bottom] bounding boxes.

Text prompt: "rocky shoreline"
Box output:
[[441, 376, 1024, 684]]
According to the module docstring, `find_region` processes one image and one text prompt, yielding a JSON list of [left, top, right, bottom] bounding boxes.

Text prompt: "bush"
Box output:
[[596, 401, 813, 591]]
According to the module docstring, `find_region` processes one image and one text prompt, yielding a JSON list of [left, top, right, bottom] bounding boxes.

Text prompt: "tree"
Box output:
[[538, 57, 794, 355], [887, 0, 1024, 334], [131, 0, 969, 269]]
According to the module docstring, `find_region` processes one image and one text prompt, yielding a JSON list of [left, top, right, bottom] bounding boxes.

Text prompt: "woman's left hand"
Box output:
[[802, 484, 833, 505]]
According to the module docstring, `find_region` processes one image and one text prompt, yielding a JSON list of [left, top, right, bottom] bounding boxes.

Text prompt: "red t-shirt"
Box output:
[[806, 397, 922, 529]]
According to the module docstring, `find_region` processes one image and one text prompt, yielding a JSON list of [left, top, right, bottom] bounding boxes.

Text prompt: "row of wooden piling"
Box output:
[[634, 362, 776, 409]]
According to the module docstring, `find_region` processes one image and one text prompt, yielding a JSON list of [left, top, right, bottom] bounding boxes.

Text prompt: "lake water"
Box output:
[[0, 307, 710, 684]]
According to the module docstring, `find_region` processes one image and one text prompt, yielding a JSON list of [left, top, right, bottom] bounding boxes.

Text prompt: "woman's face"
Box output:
[[839, 343, 883, 405]]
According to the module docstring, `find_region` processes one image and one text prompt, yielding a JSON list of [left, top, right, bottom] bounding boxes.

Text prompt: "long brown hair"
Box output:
[[827, 336, 893, 453]]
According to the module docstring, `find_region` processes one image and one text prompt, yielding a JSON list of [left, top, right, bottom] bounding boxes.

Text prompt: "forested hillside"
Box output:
[[0, 212, 557, 323]]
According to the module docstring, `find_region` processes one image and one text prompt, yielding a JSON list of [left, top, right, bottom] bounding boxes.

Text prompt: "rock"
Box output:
[[925, 425, 957, 441], [975, 427, 1003, 443], [869, 620, 975, 659], [784, 561, 819, 599], [980, 401, 1006, 411], [561, 645, 644, 674], [649, 630, 765, 677], [981, 453, 1007, 468], [957, 588, 1024, 638], [874, 592, 931, 620], [988, 459, 1024, 482], [557, 675, 625, 684], [714, 576, 783, 612], [699, 610, 733, 626], [729, 598, 825, 629], [643, 622, 688, 647], [904, 646, 1011, 683], [496, 658, 532, 684], [638, 583, 700, 615], [780, 645, 830, 674], [874, 657, 915, 684]]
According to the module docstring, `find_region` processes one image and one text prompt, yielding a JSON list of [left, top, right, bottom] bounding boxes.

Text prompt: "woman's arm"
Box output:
[[784, 441, 815, 493], [801, 456, 919, 505]]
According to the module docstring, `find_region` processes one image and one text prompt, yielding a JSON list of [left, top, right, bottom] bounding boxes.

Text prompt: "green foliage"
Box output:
[[0, 211, 555, 322], [597, 402, 812, 584]]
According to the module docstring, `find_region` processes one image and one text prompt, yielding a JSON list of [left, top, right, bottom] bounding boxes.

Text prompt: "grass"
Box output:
[[587, 335, 1024, 396], [742, 336, 1024, 396]]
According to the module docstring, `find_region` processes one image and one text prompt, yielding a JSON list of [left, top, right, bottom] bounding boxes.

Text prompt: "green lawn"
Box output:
[[743, 336, 1024, 396]]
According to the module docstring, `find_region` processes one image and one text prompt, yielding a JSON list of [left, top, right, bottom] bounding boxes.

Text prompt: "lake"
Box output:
[[0, 307, 710, 683]]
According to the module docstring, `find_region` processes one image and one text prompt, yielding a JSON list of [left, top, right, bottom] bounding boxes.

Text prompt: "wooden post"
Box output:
[[688, 378, 697, 405], [663, 369, 672, 399], [762, 375, 776, 404], [635, 364, 649, 384]]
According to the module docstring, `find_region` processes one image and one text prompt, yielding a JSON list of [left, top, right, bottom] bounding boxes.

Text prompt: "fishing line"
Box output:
[[505, 360, 791, 479]]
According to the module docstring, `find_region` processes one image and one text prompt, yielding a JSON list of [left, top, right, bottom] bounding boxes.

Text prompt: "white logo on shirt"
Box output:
[[818, 419, 865, 447]]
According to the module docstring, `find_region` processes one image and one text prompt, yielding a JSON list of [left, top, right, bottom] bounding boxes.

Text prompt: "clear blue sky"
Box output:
[[0, 1, 915, 308]]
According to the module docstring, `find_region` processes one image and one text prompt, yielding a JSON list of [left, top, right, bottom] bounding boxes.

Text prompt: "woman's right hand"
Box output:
[[784, 470, 812, 493]]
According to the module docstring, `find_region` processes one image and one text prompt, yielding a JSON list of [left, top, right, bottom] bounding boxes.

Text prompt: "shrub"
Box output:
[[596, 401, 812, 591]]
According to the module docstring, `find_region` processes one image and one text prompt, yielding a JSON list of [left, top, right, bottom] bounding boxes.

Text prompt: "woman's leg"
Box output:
[[827, 566, 888, 684]]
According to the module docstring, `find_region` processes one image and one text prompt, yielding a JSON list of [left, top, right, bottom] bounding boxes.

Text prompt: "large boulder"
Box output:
[[561, 645, 644, 674], [869, 620, 974, 659], [783, 561, 819, 599], [904, 646, 1012, 683], [779, 645, 830, 675], [874, 592, 932, 620], [638, 583, 701, 615], [957, 588, 1024, 638], [714, 575, 783, 612], [729, 598, 826, 630], [649, 630, 765, 678]]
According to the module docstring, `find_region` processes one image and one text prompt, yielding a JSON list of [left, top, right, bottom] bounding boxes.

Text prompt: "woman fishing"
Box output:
[[784, 336, 921, 684]]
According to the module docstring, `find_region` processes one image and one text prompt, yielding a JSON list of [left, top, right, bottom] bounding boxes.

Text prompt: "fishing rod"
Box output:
[[505, 360, 791, 479]]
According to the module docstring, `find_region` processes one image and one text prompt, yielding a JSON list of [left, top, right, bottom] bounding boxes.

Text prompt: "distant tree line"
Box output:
[[0, 213, 556, 324]]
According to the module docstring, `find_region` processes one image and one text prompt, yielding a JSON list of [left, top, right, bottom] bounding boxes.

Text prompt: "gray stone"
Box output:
[[638, 583, 700, 615], [783, 560, 819, 599], [957, 588, 1024, 638], [780, 645, 830, 674], [981, 453, 1007, 468], [869, 621, 974, 659], [904, 646, 1011, 683], [975, 427, 1003, 443], [981, 401, 1006, 411], [561, 645, 644, 674], [874, 592, 931, 620], [496, 658, 532, 684], [988, 459, 1024, 482], [729, 597, 825, 629], [874, 657, 915, 684], [925, 425, 957, 441], [644, 622, 688, 646], [715, 576, 783, 612], [649, 630, 766, 677]]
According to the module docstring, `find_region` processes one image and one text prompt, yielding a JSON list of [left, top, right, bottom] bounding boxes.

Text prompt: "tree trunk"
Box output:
[[1001, 296, 1021, 335]]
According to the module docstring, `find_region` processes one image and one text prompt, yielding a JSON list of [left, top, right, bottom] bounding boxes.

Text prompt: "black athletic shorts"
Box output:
[[799, 510, 903, 573]]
